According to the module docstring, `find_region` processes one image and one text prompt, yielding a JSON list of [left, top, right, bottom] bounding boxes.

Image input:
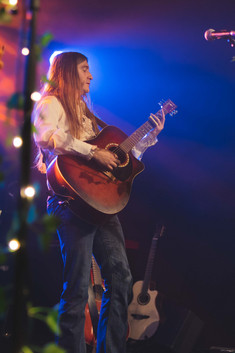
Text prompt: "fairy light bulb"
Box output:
[[8, 239, 21, 252], [31, 91, 41, 102], [13, 136, 23, 148], [21, 47, 29, 56], [20, 185, 36, 199]]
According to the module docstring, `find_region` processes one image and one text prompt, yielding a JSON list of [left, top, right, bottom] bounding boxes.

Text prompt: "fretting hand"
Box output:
[[149, 109, 165, 137]]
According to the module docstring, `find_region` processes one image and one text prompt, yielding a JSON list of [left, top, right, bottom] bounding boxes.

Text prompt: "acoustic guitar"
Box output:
[[85, 256, 104, 350], [128, 225, 165, 340], [47, 100, 177, 224]]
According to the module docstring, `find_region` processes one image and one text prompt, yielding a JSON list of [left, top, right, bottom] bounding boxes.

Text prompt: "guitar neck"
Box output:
[[141, 237, 159, 295], [91, 256, 103, 300], [141, 225, 165, 296], [119, 119, 156, 153]]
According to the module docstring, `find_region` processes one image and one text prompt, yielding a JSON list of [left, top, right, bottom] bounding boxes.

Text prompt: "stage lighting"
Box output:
[[49, 51, 62, 65]]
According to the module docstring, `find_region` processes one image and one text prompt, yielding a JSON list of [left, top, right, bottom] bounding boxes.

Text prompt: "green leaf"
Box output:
[[27, 305, 48, 316], [31, 123, 37, 134], [21, 346, 34, 353], [35, 44, 42, 62], [40, 32, 54, 48], [46, 312, 59, 335], [42, 343, 66, 353], [41, 75, 56, 88], [27, 305, 60, 335]]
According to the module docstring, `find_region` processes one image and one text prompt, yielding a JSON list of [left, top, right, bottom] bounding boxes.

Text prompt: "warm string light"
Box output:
[[9, 0, 18, 5], [8, 239, 21, 252], [21, 47, 29, 56], [20, 185, 36, 199], [31, 91, 41, 102], [13, 136, 23, 148]]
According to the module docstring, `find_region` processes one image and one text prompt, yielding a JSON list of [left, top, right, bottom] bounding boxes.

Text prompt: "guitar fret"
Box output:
[[120, 121, 154, 152]]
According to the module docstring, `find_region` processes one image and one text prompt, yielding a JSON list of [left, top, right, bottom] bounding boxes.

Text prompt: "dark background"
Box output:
[[1, 0, 235, 350]]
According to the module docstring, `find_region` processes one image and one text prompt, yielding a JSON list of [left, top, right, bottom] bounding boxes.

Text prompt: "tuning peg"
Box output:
[[169, 110, 178, 116], [158, 99, 166, 108]]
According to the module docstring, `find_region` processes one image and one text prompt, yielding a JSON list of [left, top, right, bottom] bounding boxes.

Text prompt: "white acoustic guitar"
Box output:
[[128, 225, 165, 340]]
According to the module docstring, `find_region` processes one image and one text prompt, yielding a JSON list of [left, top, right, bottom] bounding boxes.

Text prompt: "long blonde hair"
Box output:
[[34, 52, 100, 173]]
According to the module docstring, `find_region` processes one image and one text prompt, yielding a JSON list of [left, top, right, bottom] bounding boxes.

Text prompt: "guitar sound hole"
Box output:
[[137, 293, 150, 305], [108, 146, 127, 165]]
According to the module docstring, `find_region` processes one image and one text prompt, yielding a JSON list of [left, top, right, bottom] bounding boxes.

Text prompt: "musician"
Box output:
[[33, 51, 165, 353]]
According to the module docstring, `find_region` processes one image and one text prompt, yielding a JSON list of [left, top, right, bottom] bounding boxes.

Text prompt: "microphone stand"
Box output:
[[11, 1, 39, 352]]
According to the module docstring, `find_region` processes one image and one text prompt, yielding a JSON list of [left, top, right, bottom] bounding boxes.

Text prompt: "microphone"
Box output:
[[204, 28, 235, 41]]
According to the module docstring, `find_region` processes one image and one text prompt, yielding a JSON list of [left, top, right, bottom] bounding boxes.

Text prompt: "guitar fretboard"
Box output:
[[119, 120, 156, 153], [119, 99, 176, 153], [92, 256, 103, 300]]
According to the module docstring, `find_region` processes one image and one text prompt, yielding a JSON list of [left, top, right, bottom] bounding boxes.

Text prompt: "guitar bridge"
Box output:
[[102, 170, 116, 182]]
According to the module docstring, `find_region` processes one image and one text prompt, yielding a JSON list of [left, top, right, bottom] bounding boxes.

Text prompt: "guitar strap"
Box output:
[[88, 275, 99, 339], [95, 116, 108, 129]]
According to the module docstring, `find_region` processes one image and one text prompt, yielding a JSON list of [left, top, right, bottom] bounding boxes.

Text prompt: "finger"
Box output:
[[151, 112, 164, 123], [152, 112, 165, 127], [111, 160, 119, 168], [161, 109, 165, 121], [115, 157, 120, 165], [151, 114, 161, 126]]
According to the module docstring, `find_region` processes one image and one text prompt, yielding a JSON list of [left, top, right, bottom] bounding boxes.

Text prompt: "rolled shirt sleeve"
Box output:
[[132, 132, 158, 160]]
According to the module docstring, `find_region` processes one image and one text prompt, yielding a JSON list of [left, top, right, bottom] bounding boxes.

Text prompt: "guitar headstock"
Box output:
[[158, 99, 178, 117]]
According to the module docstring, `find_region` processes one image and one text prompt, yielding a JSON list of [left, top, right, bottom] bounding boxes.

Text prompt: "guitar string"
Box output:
[[112, 120, 154, 156]]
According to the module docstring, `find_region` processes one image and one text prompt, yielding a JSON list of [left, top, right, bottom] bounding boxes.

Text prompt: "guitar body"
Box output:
[[47, 125, 144, 223], [128, 280, 160, 340], [85, 300, 102, 347]]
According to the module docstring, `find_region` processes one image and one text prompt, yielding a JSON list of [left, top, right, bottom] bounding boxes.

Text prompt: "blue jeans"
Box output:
[[47, 195, 132, 353]]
